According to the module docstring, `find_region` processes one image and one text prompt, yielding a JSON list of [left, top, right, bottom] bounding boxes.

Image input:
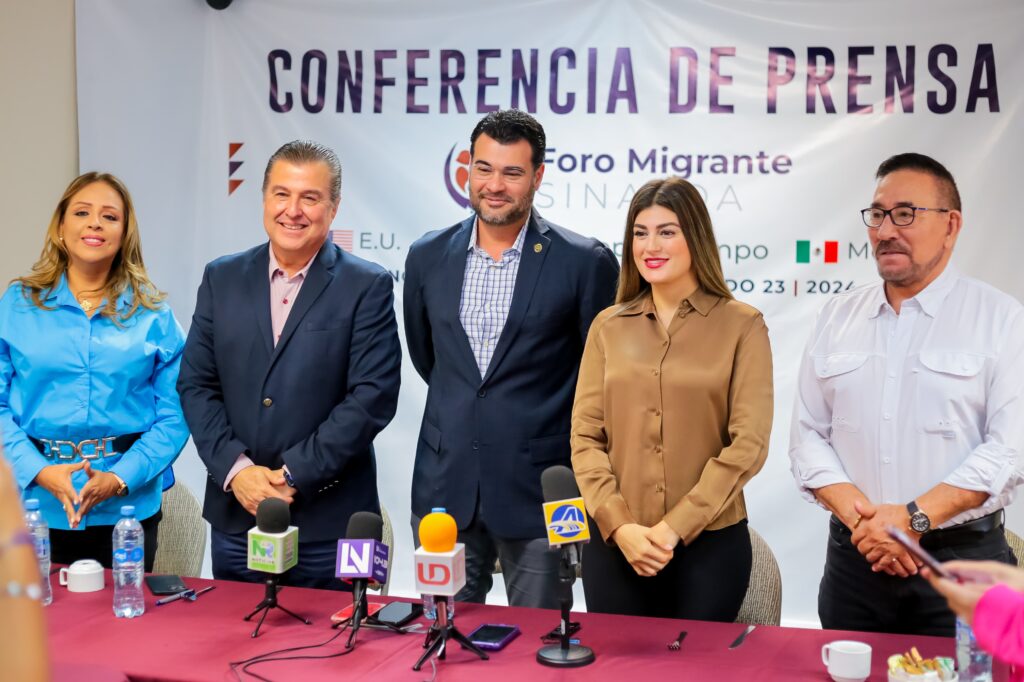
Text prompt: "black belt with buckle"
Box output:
[[29, 433, 142, 462], [920, 511, 1005, 551], [831, 510, 1004, 547]]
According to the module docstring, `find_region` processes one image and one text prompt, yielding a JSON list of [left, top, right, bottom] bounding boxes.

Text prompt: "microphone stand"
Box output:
[[537, 544, 594, 667], [243, 575, 312, 638], [339, 580, 368, 648], [412, 595, 488, 671]]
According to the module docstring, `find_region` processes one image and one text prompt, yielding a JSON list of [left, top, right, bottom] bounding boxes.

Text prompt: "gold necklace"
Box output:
[[78, 297, 93, 312]]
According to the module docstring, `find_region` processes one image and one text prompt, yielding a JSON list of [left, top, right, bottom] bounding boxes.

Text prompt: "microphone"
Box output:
[[537, 465, 595, 667], [541, 465, 591, 560], [411, 509, 488, 671], [413, 509, 465, 598], [247, 497, 298, 574], [335, 511, 389, 646], [242, 498, 309, 637]]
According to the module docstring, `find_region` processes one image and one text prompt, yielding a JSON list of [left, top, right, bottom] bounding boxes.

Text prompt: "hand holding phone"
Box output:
[[886, 526, 992, 584]]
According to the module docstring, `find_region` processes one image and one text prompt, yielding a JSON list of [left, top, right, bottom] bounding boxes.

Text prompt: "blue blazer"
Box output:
[[177, 241, 401, 542], [403, 212, 619, 539]]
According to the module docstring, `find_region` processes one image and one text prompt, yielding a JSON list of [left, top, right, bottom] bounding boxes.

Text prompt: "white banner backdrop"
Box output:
[[76, 0, 1024, 626]]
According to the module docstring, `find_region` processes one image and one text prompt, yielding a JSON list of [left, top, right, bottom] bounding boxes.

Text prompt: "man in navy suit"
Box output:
[[404, 110, 619, 607], [178, 141, 401, 589]]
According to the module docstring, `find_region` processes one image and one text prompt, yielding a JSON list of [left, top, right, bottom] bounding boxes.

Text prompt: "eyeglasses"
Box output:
[[860, 206, 950, 228]]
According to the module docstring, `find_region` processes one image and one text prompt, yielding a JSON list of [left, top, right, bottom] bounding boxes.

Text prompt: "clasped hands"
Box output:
[[230, 465, 297, 516], [34, 461, 123, 528], [850, 499, 923, 578], [611, 521, 680, 577]]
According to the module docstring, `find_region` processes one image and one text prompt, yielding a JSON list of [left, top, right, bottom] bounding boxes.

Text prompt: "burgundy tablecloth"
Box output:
[[46, 574, 1008, 681]]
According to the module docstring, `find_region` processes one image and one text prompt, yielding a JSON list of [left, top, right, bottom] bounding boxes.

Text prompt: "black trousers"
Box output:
[[583, 519, 751, 620], [819, 514, 1015, 637], [50, 511, 162, 573]]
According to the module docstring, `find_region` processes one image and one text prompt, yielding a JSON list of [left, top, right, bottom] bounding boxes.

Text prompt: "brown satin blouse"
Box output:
[[571, 288, 773, 546]]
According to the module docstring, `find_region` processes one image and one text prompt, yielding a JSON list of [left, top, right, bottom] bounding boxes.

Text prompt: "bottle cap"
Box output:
[[120, 505, 135, 517], [24, 498, 40, 511]]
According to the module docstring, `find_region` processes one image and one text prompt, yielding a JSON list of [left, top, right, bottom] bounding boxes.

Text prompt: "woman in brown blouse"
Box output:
[[571, 177, 773, 619]]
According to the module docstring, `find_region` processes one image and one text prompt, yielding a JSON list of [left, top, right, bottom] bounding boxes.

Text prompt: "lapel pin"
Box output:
[[534, 243, 543, 253]]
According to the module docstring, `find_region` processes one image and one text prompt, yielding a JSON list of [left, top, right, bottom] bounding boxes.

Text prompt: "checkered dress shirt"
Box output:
[[459, 219, 529, 377]]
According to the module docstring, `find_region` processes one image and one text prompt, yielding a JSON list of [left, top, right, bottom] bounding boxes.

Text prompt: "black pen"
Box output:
[[188, 586, 216, 601], [155, 589, 193, 606]]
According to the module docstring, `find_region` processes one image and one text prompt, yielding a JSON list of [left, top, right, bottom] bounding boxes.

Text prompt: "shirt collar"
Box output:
[[625, 287, 720, 318], [867, 265, 960, 319], [467, 211, 531, 255], [269, 247, 316, 281], [46, 274, 132, 312]]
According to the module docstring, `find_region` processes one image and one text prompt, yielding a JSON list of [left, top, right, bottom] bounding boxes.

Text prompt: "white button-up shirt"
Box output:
[[789, 266, 1024, 528]]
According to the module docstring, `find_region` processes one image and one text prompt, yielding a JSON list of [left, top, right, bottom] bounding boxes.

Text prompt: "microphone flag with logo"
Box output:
[[541, 466, 591, 549], [247, 497, 298, 574], [414, 509, 465, 597], [336, 511, 389, 585], [336, 511, 387, 647]]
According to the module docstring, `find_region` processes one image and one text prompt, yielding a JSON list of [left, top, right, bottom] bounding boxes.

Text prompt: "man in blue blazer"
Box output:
[[404, 111, 619, 607], [178, 141, 401, 589]]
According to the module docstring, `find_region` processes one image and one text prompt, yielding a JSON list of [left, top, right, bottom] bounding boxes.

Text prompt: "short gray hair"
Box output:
[[262, 140, 342, 203]]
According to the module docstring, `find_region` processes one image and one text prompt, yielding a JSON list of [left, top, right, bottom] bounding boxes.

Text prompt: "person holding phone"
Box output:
[[924, 561, 1024, 680], [0, 172, 189, 571], [571, 176, 773, 619]]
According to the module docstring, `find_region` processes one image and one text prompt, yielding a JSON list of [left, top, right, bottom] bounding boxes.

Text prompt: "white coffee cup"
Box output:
[[822, 640, 872, 682], [58, 559, 105, 592]]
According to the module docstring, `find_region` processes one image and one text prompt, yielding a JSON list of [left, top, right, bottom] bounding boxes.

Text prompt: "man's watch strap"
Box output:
[[112, 474, 129, 497], [282, 467, 296, 489]]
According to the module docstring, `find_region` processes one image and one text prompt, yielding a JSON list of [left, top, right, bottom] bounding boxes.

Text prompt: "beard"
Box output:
[[874, 239, 945, 288], [470, 188, 535, 228]]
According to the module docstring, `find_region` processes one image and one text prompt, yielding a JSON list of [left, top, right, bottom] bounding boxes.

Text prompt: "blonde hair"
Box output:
[[616, 177, 733, 306], [16, 172, 164, 320]]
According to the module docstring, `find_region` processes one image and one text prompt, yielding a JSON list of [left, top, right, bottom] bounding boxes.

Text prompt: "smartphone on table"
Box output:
[[330, 601, 385, 624], [468, 623, 521, 651], [370, 601, 424, 627]]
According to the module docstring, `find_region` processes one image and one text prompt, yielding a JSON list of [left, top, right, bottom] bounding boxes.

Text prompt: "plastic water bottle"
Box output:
[[422, 593, 455, 621], [956, 616, 993, 681], [23, 499, 53, 606], [112, 505, 145, 618], [421, 507, 454, 621]]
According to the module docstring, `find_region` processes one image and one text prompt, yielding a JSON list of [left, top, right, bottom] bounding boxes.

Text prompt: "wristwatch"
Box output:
[[112, 474, 129, 497], [282, 467, 296, 489], [907, 500, 931, 533]]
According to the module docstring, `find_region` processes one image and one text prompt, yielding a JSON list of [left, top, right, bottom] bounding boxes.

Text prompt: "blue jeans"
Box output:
[[211, 527, 350, 591]]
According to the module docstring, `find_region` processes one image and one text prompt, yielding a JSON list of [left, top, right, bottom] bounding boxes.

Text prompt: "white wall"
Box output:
[[0, 0, 79, 284]]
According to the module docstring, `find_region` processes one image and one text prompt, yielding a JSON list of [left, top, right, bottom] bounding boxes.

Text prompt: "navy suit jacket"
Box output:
[[177, 241, 401, 542], [403, 212, 619, 539]]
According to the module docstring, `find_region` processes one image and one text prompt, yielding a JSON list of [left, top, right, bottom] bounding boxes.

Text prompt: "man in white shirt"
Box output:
[[789, 153, 1024, 635]]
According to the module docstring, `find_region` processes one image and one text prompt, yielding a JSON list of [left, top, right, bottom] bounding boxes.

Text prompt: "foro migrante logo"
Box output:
[[443, 144, 471, 209]]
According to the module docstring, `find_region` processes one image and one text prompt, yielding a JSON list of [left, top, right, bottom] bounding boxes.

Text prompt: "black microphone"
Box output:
[[537, 465, 595, 667], [242, 498, 310, 637], [337, 511, 384, 647]]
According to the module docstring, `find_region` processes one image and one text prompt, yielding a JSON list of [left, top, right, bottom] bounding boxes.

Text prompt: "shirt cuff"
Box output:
[[593, 494, 637, 544], [224, 454, 255, 492]]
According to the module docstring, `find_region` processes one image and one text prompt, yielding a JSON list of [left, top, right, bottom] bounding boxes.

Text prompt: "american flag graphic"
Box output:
[[329, 229, 354, 252]]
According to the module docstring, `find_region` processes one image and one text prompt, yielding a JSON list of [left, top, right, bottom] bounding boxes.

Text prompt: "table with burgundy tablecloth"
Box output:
[[46, 573, 1009, 682]]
